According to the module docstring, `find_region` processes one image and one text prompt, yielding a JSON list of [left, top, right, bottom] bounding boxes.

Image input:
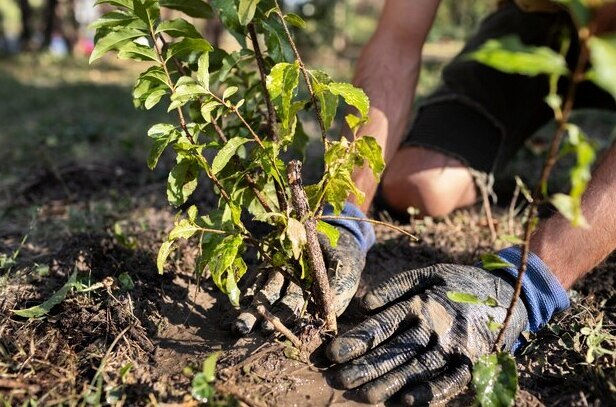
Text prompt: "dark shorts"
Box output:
[[404, 1, 616, 173]]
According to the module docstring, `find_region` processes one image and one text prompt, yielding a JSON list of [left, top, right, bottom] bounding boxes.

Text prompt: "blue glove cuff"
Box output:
[[494, 246, 570, 333], [322, 202, 375, 253]]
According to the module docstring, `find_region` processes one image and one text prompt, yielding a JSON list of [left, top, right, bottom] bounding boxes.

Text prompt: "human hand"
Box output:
[[327, 249, 569, 405], [233, 203, 374, 335]]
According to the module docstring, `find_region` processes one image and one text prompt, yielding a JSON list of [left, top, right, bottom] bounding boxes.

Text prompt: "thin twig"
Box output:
[[472, 170, 498, 243], [248, 23, 278, 141], [508, 182, 521, 236], [317, 215, 418, 241], [256, 305, 302, 349], [273, 0, 327, 142], [493, 28, 590, 351]]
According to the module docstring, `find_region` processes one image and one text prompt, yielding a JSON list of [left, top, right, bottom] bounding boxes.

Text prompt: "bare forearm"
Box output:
[[530, 144, 616, 289], [350, 0, 441, 211]]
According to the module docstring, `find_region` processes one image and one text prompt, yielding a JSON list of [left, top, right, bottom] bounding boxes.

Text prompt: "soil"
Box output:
[[1, 157, 615, 407]]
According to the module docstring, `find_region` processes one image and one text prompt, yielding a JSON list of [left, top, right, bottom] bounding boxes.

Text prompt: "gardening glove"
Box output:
[[326, 247, 569, 405], [233, 202, 375, 335]]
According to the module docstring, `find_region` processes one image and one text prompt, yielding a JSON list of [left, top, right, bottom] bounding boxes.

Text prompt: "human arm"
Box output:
[[531, 142, 616, 289], [351, 0, 441, 212]]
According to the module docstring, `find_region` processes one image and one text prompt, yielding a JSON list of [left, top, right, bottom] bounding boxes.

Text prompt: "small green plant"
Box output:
[[458, 0, 616, 405], [191, 352, 220, 403], [89, 0, 384, 331]]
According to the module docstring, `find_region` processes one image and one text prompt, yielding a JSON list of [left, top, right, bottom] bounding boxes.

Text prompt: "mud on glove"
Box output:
[[326, 249, 569, 405], [233, 202, 374, 334]]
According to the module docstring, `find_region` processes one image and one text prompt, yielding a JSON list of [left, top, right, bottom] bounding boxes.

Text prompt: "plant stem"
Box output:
[[317, 215, 418, 241], [492, 29, 590, 352], [273, 0, 327, 143], [287, 160, 337, 332], [256, 305, 302, 349], [248, 23, 278, 141]]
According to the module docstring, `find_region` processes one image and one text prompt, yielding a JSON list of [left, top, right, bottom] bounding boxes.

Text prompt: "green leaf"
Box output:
[[160, 0, 214, 18], [167, 37, 213, 60], [487, 316, 503, 332], [551, 193, 589, 228], [117, 41, 158, 62], [284, 13, 306, 29], [552, 0, 591, 26], [238, 0, 260, 25], [202, 352, 220, 382], [169, 219, 201, 240], [587, 35, 616, 101], [327, 82, 370, 121], [147, 123, 178, 170], [287, 218, 307, 260], [201, 100, 221, 122], [468, 35, 569, 77], [132, 0, 159, 27], [481, 253, 515, 271], [211, 0, 246, 47], [90, 28, 146, 63], [157, 240, 174, 274], [222, 86, 239, 100], [191, 373, 216, 403], [473, 352, 518, 407], [156, 19, 202, 38], [13, 272, 77, 318], [197, 52, 210, 91], [211, 137, 251, 174], [118, 272, 135, 290], [206, 235, 244, 304], [446, 291, 484, 305], [144, 88, 167, 110], [355, 136, 385, 180], [94, 0, 133, 10], [317, 220, 340, 248], [310, 70, 338, 130], [267, 62, 300, 134], [167, 158, 199, 206], [89, 11, 138, 30]]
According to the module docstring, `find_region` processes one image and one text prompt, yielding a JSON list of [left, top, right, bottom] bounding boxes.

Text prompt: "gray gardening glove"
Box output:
[[327, 248, 570, 405], [233, 203, 374, 335]]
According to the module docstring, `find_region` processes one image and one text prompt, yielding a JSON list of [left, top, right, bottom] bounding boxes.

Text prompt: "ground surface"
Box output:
[[1, 55, 615, 407]]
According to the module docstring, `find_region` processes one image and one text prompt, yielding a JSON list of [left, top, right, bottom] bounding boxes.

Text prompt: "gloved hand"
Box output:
[[233, 202, 374, 335], [326, 248, 569, 405]]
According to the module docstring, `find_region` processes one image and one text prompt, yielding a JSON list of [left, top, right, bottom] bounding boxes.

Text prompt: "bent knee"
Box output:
[[382, 163, 476, 217]]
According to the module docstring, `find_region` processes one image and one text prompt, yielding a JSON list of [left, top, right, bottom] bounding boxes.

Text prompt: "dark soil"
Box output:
[[1, 157, 614, 406]]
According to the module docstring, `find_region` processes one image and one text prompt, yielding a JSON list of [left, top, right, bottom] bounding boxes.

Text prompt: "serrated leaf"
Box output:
[[157, 240, 174, 274], [222, 86, 239, 100], [160, 0, 213, 18], [328, 82, 370, 120], [287, 218, 307, 260], [238, 0, 260, 25], [310, 70, 337, 130], [284, 13, 306, 29], [355, 136, 385, 180], [468, 35, 569, 77], [481, 253, 515, 271], [13, 272, 77, 318], [473, 352, 518, 407], [211, 137, 251, 174], [587, 35, 616, 102], [167, 158, 199, 206], [156, 18, 202, 38], [317, 221, 340, 248], [90, 28, 145, 63]]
